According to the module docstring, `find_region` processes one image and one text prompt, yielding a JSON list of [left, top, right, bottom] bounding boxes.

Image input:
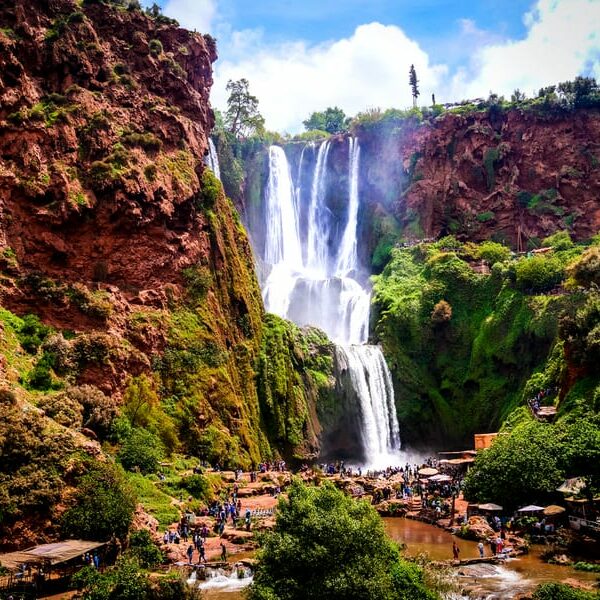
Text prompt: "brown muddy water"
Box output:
[[199, 518, 599, 599]]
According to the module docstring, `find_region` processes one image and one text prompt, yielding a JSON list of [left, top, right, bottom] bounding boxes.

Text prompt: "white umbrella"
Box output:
[[518, 504, 544, 512], [429, 474, 452, 482], [478, 502, 503, 511]]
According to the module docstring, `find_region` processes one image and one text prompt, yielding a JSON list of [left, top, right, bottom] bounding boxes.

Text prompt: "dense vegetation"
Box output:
[[462, 412, 600, 509], [257, 314, 335, 460], [372, 234, 597, 445], [249, 480, 439, 600]]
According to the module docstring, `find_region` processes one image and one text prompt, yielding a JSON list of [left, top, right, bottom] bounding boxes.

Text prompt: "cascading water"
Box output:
[[259, 138, 401, 466], [205, 137, 221, 180]]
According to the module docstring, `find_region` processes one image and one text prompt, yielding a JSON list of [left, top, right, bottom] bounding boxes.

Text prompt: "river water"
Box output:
[[384, 518, 598, 598], [202, 518, 598, 599]]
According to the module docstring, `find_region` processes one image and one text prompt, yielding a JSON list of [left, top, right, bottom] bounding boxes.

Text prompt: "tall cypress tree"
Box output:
[[409, 64, 420, 108]]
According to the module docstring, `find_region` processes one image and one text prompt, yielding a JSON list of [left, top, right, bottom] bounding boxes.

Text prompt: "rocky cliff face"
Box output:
[[0, 0, 216, 307], [0, 0, 334, 475], [358, 108, 600, 250]]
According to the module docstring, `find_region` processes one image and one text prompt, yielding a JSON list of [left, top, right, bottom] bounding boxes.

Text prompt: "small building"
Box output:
[[474, 433, 499, 450]]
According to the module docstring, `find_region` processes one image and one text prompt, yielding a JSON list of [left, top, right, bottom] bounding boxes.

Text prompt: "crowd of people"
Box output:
[[527, 387, 555, 414]]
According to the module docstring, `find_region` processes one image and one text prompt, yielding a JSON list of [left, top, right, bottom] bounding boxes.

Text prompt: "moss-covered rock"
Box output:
[[372, 238, 593, 447]]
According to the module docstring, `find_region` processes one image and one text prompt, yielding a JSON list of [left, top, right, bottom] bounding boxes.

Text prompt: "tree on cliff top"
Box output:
[[409, 65, 420, 108], [248, 480, 438, 600], [225, 79, 265, 139], [303, 106, 349, 134]]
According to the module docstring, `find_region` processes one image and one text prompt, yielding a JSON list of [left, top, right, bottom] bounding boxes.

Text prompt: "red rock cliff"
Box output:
[[360, 108, 600, 248]]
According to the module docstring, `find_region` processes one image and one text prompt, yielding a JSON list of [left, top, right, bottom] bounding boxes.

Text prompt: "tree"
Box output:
[[248, 480, 439, 600], [568, 246, 600, 288], [511, 88, 526, 103], [118, 428, 164, 474], [224, 79, 265, 139], [409, 65, 420, 108], [302, 107, 349, 134], [61, 460, 136, 541], [462, 420, 564, 510]]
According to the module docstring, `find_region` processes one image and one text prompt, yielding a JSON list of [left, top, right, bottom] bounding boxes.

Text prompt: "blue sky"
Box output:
[[150, 0, 600, 132], [213, 0, 530, 66]]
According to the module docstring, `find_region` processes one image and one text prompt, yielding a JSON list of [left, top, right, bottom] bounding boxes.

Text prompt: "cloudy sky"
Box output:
[[148, 0, 600, 133]]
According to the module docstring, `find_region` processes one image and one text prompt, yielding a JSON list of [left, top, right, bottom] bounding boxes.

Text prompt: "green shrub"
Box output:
[[38, 392, 83, 428], [61, 460, 136, 541], [148, 38, 163, 57], [476, 211, 495, 222], [119, 428, 164, 474], [197, 168, 221, 207], [18, 313, 52, 354], [182, 264, 212, 302], [65, 384, 119, 437], [477, 241, 511, 265], [573, 562, 600, 572], [179, 474, 213, 501], [72, 556, 151, 600], [122, 131, 162, 152], [515, 255, 564, 292], [128, 529, 163, 568], [568, 246, 600, 287], [532, 582, 599, 600], [542, 230, 574, 250]]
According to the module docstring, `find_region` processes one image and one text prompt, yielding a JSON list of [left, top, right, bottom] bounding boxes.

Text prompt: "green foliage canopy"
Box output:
[[119, 428, 164, 474], [463, 414, 600, 510], [248, 480, 438, 600], [61, 461, 136, 541], [303, 106, 349, 134], [225, 79, 265, 139]]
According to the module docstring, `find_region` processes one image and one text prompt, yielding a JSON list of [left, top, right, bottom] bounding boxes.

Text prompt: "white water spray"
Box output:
[[259, 140, 401, 464], [205, 138, 220, 180]]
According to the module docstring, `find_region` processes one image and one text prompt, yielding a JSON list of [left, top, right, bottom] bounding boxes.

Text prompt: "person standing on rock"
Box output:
[[478, 541, 484, 558], [452, 541, 460, 561], [186, 544, 194, 564], [220, 542, 227, 562]]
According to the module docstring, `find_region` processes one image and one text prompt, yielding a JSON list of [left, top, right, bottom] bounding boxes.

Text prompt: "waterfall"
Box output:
[[335, 345, 401, 466], [306, 141, 332, 274], [335, 137, 360, 276], [258, 139, 401, 464], [205, 137, 221, 180]]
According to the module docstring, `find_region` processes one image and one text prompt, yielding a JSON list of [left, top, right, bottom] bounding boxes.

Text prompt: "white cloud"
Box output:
[[161, 0, 216, 32], [212, 23, 446, 133], [156, 0, 600, 132], [450, 0, 600, 99]]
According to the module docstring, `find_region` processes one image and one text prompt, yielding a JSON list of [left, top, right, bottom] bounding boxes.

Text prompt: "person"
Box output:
[[186, 544, 194, 563], [452, 541, 460, 561], [93, 552, 100, 569], [478, 542, 484, 558], [490, 538, 497, 555], [220, 542, 227, 562]]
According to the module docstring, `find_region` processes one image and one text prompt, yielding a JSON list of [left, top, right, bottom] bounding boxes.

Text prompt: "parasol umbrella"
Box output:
[[418, 467, 439, 477], [556, 478, 586, 495], [429, 474, 452, 482], [478, 502, 503, 511], [543, 505, 566, 516], [518, 504, 544, 513]]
